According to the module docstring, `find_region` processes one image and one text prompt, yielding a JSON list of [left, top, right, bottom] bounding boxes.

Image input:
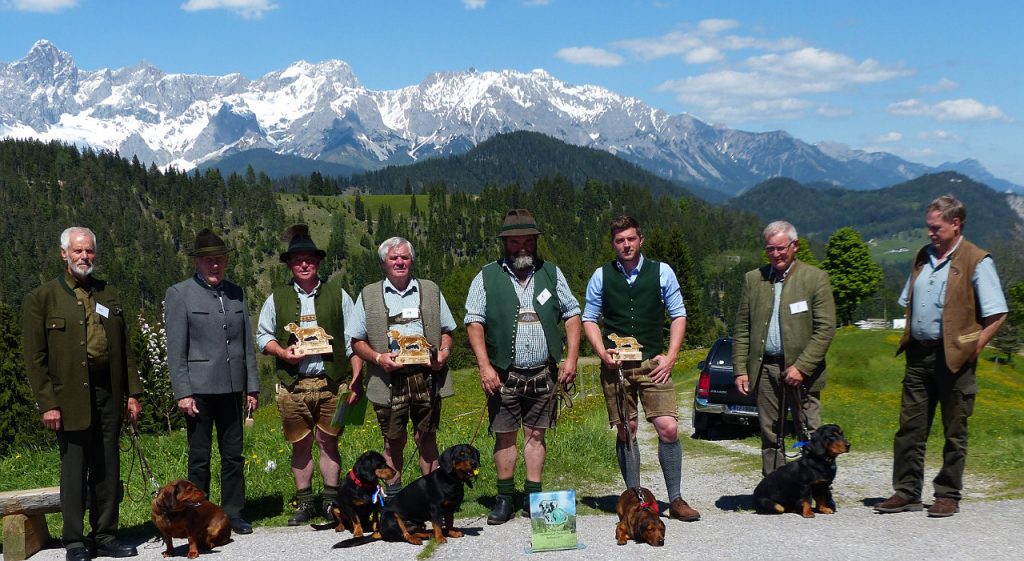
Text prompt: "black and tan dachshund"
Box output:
[[327, 450, 397, 537], [753, 424, 850, 518], [335, 444, 480, 547]]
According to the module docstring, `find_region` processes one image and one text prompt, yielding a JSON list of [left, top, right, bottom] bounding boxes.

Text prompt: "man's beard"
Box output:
[[509, 253, 535, 272], [66, 258, 94, 279]]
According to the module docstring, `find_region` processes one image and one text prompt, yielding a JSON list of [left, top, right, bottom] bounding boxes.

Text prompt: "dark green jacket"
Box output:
[[733, 260, 836, 392], [22, 275, 143, 431]]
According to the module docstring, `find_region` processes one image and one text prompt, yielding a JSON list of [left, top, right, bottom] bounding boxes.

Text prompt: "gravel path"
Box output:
[[16, 401, 1020, 560]]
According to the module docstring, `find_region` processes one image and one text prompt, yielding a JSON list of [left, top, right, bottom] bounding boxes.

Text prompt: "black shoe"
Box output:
[[230, 517, 253, 534], [487, 495, 515, 525], [93, 539, 138, 558], [287, 502, 317, 526], [66, 547, 90, 561]]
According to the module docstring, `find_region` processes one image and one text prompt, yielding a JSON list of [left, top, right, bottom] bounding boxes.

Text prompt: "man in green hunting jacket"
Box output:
[[733, 220, 836, 476], [23, 226, 143, 561]]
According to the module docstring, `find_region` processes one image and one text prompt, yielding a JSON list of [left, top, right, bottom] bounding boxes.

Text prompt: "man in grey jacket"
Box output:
[[165, 229, 260, 534]]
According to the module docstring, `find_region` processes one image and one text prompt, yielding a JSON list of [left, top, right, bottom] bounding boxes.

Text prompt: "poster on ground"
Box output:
[[527, 489, 579, 552]]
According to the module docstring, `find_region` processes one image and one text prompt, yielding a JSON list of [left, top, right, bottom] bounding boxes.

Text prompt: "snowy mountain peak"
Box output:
[[0, 40, 1017, 195]]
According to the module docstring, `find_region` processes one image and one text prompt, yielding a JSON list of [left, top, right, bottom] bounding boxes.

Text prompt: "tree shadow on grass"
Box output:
[[579, 493, 618, 514], [247, 491, 285, 522]]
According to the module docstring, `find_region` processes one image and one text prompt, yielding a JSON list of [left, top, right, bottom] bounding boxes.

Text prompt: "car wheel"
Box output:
[[692, 412, 714, 439]]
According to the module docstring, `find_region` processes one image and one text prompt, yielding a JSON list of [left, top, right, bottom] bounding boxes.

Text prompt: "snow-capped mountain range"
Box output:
[[1, 40, 1018, 196]]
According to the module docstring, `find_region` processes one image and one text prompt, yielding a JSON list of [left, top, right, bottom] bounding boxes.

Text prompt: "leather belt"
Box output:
[[914, 339, 943, 348], [516, 311, 541, 323], [763, 354, 785, 364], [508, 364, 548, 375]]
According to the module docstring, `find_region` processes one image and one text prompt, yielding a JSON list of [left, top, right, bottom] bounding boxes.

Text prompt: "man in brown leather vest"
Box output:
[[875, 195, 1007, 518]]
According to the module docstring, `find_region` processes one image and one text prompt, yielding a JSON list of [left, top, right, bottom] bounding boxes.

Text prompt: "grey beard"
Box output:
[[511, 254, 535, 272], [67, 259, 94, 279]]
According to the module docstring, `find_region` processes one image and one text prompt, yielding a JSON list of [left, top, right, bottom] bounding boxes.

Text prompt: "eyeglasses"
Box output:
[[764, 241, 795, 254]]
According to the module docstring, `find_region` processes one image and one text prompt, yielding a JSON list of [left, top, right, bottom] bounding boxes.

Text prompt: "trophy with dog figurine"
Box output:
[[607, 333, 643, 362], [389, 328, 433, 365], [285, 322, 335, 356]]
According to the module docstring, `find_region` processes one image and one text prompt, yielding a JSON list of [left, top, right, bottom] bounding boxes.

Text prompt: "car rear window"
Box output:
[[709, 340, 733, 366]]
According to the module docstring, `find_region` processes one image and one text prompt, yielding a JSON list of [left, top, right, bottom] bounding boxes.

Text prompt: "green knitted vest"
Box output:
[[272, 277, 348, 385], [601, 259, 664, 360], [481, 259, 563, 369], [361, 279, 453, 406]]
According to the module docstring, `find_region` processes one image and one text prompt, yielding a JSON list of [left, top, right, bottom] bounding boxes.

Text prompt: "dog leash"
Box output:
[[616, 366, 643, 488], [778, 383, 812, 463], [124, 423, 161, 499]]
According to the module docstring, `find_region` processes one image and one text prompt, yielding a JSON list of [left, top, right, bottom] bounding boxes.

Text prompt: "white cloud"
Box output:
[[888, 98, 1008, 121], [698, 18, 739, 33], [874, 132, 903, 143], [656, 46, 911, 123], [181, 0, 277, 19], [555, 46, 624, 67], [523, 0, 549, 5], [462, 0, 486, 9], [8, 0, 78, 12], [919, 77, 958, 93], [817, 105, 854, 118], [685, 46, 722, 64], [614, 19, 803, 63], [918, 129, 961, 142]]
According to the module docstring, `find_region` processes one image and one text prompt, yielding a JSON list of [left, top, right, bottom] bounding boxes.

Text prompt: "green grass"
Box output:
[[3, 329, 1023, 545]]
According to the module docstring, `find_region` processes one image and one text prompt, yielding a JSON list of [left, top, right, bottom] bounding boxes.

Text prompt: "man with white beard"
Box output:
[[465, 209, 581, 525], [22, 227, 143, 560]]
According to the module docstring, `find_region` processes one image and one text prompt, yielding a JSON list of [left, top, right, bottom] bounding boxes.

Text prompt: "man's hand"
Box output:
[[246, 393, 259, 413], [600, 348, 622, 369], [558, 358, 577, 384], [784, 365, 805, 387], [177, 396, 199, 417], [430, 348, 450, 371], [278, 345, 304, 365], [42, 408, 62, 431], [127, 397, 141, 425], [480, 363, 502, 396], [649, 354, 676, 384], [735, 374, 750, 396], [377, 352, 403, 373]]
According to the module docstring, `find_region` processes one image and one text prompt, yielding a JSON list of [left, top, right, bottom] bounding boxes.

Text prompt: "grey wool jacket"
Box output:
[[165, 275, 260, 399]]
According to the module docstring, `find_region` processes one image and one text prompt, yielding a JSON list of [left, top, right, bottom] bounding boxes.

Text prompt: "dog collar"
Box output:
[[347, 469, 375, 490], [638, 500, 659, 514]]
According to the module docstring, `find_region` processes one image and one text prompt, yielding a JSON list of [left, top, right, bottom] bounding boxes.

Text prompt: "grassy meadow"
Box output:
[[2, 328, 1022, 545]]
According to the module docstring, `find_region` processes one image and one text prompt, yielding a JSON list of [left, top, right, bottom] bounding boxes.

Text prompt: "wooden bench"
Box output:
[[0, 487, 60, 561]]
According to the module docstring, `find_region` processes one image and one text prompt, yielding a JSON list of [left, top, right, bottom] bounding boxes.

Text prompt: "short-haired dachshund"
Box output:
[[615, 487, 665, 547], [753, 424, 850, 518], [151, 479, 231, 558]]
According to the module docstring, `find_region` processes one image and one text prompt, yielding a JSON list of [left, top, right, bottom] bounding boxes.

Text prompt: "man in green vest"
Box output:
[[257, 225, 362, 525], [733, 220, 836, 478], [23, 227, 143, 561], [583, 215, 700, 522], [876, 195, 1006, 517], [347, 237, 457, 496], [465, 209, 582, 525]]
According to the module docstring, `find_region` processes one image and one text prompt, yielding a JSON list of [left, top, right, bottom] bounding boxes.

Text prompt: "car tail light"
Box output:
[[697, 369, 710, 398]]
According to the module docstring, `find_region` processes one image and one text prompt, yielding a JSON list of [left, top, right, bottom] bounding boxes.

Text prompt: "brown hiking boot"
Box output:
[[874, 494, 923, 513], [927, 497, 959, 518], [669, 498, 700, 521]]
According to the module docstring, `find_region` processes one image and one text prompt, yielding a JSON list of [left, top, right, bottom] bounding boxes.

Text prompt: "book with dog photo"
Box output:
[[527, 489, 579, 552]]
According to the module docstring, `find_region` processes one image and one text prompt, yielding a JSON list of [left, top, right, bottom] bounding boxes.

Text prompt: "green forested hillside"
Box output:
[[726, 173, 1023, 250], [346, 130, 704, 199]]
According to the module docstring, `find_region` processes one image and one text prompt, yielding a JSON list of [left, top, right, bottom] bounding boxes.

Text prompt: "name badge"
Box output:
[[790, 301, 808, 314], [536, 288, 552, 306], [401, 307, 419, 319], [95, 302, 110, 318]]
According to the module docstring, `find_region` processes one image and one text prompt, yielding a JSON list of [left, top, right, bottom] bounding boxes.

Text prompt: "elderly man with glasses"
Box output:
[[732, 220, 836, 477]]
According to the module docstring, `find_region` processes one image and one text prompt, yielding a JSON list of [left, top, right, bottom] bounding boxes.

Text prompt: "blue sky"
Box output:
[[1, 0, 1021, 184]]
